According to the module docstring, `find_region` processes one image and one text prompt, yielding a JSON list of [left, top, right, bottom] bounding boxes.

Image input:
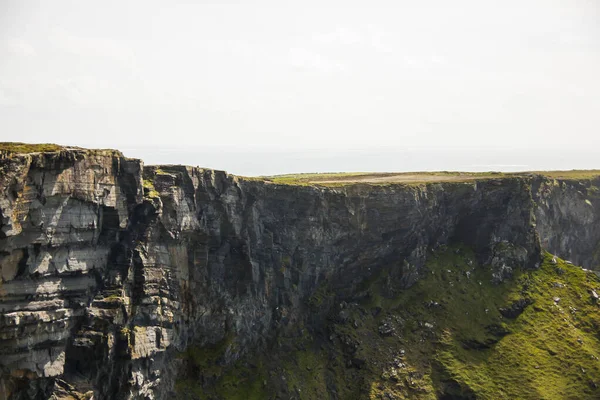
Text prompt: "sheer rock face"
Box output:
[[0, 150, 142, 399], [533, 176, 600, 269], [0, 149, 596, 399]]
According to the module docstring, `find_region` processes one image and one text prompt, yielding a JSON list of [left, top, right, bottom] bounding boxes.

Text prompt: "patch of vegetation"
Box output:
[[265, 172, 377, 186], [0, 142, 65, 153], [279, 337, 331, 398], [104, 293, 122, 302], [264, 171, 512, 187], [419, 250, 600, 399], [189, 246, 600, 399], [0, 142, 124, 158], [256, 170, 600, 187], [588, 187, 600, 202], [154, 167, 170, 175], [174, 334, 267, 400], [142, 179, 160, 199], [307, 282, 333, 311], [533, 170, 600, 180]]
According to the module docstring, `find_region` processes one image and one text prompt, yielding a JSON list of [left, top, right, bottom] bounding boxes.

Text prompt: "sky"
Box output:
[[0, 0, 599, 175]]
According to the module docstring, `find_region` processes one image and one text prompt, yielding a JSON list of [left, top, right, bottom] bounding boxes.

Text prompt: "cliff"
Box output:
[[533, 175, 600, 268], [0, 146, 599, 399]]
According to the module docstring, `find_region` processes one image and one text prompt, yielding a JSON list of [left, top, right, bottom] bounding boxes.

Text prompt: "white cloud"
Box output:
[[313, 27, 364, 46], [2, 38, 36, 57], [51, 77, 101, 105], [313, 27, 394, 53], [430, 55, 448, 65], [0, 87, 17, 107], [288, 47, 346, 73], [48, 28, 138, 70]]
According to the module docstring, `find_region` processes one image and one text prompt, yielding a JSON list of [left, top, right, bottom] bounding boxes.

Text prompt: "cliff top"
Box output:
[[2, 142, 599, 186], [264, 170, 600, 186], [0, 142, 124, 157]]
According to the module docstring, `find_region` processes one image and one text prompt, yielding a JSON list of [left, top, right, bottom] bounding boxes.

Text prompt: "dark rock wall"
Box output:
[[533, 176, 600, 269], [0, 150, 596, 399]]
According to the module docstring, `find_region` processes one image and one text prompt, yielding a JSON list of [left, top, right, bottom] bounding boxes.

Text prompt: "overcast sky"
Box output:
[[1, 1, 599, 175]]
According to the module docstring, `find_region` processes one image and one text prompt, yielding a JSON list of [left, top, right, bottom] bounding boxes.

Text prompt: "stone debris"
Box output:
[[378, 320, 395, 337]]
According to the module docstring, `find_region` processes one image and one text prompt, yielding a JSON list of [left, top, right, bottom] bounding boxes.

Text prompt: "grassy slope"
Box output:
[[177, 248, 600, 399], [419, 250, 600, 399]]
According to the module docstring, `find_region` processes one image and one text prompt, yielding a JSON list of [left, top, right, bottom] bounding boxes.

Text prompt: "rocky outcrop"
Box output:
[[0, 147, 597, 399]]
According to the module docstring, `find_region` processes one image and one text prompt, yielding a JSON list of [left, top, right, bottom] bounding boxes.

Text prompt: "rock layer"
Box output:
[[0, 148, 598, 399]]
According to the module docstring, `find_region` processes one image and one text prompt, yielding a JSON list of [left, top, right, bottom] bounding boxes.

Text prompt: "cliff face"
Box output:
[[533, 176, 600, 269], [0, 149, 597, 399], [0, 150, 142, 398]]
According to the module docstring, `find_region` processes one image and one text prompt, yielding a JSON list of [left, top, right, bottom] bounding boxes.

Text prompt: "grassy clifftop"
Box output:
[[176, 248, 600, 399], [0, 142, 123, 157], [265, 171, 600, 187], [2, 142, 599, 186], [0, 142, 66, 153]]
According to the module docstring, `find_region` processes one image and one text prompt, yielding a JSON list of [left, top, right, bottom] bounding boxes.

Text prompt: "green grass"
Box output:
[[175, 334, 267, 400], [142, 179, 160, 199], [367, 248, 600, 399], [532, 170, 600, 180], [265, 172, 380, 185], [435, 254, 600, 398], [103, 294, 122, 302], [0, 142, 65, 153], [259, 171, 600, 187], [264, 171, 510, 186]]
